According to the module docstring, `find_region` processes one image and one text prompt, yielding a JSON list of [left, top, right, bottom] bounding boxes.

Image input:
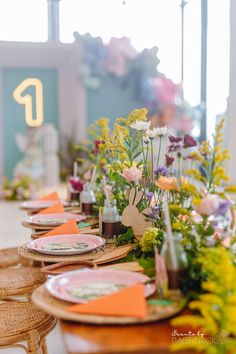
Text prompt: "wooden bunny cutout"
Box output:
[[121, 188, 152, 241]]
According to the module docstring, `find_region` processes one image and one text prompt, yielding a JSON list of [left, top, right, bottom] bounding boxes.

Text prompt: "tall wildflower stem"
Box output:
[[156, 136, 162, 168], [151, 139, 154, 184], [141, 133, 147, 191]]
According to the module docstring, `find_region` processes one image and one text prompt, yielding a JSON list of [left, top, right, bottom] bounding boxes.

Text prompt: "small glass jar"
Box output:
[[68, 177, 80, 207], [81, 182, 96, 215], [102, 199, 122, 238]]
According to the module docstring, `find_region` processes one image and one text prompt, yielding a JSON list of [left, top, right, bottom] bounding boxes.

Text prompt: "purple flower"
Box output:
[[168, 144, 182, 153], [183, 134, 197, 148], [165, 155, 175, 167], [148, 205, 160, 219], [169, 135, 183, 144], [154, 166, 169, 177], [146, 191, 154, 201], [214, 200, 232, 216]]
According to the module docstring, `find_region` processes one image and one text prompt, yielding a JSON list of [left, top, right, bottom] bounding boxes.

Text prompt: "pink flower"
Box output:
[[69, 177, 84, 192], [195, 194, 220, 216], [122, 166, 142, 183]]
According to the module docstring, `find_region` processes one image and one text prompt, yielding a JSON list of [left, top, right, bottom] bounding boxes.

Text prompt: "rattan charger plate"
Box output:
[[32, 285, 185, 325], [18, 243, 133, 264]]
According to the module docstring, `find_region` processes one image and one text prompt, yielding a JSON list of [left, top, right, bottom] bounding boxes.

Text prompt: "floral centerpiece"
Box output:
[[76, 109, 235, 291], [72, 108, 236, 351]]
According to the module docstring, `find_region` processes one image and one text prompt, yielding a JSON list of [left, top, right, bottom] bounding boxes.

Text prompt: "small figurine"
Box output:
[[121, 188, 152, 241]]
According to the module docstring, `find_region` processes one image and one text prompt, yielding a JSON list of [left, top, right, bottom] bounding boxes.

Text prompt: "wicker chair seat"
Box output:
[[0, 247, 26, 268], [0, 302, 52, 337], [0, 301, 56, 353], [0, 266, 46, 298]]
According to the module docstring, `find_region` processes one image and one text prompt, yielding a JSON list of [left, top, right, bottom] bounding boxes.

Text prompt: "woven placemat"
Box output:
[[22, 220, 56, 231], [32, 285, 185, 325], [18, 243, 133, 264]]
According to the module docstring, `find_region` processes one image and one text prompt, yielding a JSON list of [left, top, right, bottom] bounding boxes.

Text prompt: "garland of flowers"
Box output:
[[1, 175, 35, 201]]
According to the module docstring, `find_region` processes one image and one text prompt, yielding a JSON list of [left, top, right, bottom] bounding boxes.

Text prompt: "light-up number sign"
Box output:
[[13, 78, 44, 127]]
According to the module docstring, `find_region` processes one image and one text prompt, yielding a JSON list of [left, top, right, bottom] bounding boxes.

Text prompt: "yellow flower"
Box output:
[[225, 185, 236, 193], [140, 227, 161, 253], [187, 151, 204, 162], [171, 247, 236, 353], [185, 169, 202, 181], [96, 117, 110, 127], [100, 158, 107, 165], [87, 117, 110, 140], [126, 108, 148, 126], [200, 140, 210, 155]]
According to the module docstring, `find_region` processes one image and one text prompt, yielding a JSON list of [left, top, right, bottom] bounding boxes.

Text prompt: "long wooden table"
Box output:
[[60, 318, 194, 354]]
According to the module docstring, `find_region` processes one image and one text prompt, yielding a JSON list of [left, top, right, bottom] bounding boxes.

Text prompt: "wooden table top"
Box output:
[[60, 318, 194, 354]]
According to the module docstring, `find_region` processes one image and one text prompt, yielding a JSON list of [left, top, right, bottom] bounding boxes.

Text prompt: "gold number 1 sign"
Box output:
[[13, 78, 44, 127]]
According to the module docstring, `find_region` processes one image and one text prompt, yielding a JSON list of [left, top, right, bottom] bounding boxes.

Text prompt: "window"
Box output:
[[0, 0, 47, 42], [60, 0, 230, 138], [0, 0, 229, 139], [207, 0, 229, 137], [60, 0, 182, 83]]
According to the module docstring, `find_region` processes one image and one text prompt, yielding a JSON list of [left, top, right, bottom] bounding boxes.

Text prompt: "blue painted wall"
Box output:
[[2, 68, 58, 178], [87, 76, 143, 126]]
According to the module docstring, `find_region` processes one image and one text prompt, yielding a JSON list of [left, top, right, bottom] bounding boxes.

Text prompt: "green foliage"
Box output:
[[115, 228, 136, 246], [171, 247, 236, 354]]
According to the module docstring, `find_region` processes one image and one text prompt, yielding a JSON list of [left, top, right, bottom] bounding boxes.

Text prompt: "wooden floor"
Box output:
[[0, 201, 66, 354]]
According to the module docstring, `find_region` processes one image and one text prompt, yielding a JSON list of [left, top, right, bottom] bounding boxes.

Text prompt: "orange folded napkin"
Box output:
[[40, 192, 60, 201], [44, 220, 79, 237], [39, 202, 65, 214], [66, 283, 147, 318]]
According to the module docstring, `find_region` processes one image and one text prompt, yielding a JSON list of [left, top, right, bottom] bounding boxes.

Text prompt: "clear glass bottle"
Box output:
[[68, 176, 80, 207], [102, 199, 120, 222], [163, 233, 187, 290], [102, 199, 122, 238], [81, 182, 96, 215]]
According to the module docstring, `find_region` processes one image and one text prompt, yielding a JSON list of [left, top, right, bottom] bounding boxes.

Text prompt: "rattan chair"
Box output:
[[0, 301, 57, 354], [0, 266, 46, 299], [0, 247, 30, 268]]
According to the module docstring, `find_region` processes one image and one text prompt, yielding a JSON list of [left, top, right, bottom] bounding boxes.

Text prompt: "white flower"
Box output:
[[130, 120, 151, 131], [145, 128, 159, 139], [156, 126, 168, 136]]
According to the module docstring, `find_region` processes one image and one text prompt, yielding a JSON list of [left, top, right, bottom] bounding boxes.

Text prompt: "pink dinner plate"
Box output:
[[45, 269, 156, 303], [25, 213, 86, 226], [27, 234, 105, 256], [21, 200, 69, 210]]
